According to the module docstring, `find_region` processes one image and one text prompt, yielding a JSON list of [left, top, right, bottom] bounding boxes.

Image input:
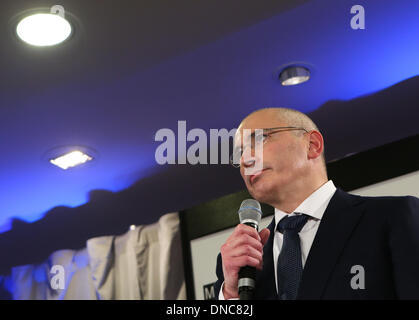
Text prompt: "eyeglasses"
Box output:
[[230, 126, 308, 168]]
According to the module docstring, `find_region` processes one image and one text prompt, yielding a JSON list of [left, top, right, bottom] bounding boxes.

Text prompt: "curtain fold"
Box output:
[[1, 212, 185, 300]]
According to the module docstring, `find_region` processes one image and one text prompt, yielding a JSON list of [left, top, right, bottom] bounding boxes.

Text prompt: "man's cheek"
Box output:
[[240, 170, 246, 181]]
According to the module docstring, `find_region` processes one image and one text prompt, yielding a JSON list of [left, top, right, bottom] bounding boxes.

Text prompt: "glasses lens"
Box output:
[[230, 147, 242, 167], [254, 133, 266, 145], [230, 129, 265, 167]]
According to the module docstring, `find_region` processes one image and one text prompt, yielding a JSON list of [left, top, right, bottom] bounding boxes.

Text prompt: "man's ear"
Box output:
[[307, 130, 324, 160]]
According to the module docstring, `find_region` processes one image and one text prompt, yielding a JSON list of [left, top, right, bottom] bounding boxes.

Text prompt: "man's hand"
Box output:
[[220, 224, 270, 299]]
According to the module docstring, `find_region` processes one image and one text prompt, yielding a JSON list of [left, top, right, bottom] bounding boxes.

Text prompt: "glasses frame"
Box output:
[[230, 126, 309, 168]]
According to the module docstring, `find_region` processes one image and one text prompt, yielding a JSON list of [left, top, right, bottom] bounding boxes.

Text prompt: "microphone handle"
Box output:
[[238, 221, 258, 300]]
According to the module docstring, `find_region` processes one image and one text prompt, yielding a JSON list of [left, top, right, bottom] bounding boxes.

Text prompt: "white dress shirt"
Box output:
[[219, 180, 337, 299]]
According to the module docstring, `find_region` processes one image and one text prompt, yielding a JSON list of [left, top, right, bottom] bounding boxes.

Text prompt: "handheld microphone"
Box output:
[[237, 199, 262, 300]]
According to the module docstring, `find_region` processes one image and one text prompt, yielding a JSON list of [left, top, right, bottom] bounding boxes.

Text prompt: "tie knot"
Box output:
[[277, 214, 309, 234]]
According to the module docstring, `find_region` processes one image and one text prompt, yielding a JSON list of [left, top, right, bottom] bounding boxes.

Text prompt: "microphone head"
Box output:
[[238, 199, 262, 226]]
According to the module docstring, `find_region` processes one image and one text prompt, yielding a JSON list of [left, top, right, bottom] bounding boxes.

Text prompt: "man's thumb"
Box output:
[[259, 228, 270, 246]]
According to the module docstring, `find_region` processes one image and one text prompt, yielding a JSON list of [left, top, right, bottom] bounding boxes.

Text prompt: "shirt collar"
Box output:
[[274, 180, 337, 225]]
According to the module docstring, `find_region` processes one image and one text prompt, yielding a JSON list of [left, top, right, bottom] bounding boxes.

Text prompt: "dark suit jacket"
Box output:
[[214, 189, 419, 299]]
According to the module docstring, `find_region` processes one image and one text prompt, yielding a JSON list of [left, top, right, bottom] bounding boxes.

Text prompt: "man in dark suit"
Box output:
[[215, 107, 419, 299]]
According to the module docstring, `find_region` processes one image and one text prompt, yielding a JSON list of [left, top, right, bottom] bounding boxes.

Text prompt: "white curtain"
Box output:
[[1, 212, 186, 300]]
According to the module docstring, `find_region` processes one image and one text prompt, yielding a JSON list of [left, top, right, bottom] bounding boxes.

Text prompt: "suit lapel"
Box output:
[[255, 217, 278, 299], [297, 189, 366, 299]]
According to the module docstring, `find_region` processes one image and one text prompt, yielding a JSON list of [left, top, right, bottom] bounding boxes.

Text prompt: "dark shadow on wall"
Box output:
[[0, 163, 244, 274], [309, 75, 419, 163], [0, 75, 418, 275]]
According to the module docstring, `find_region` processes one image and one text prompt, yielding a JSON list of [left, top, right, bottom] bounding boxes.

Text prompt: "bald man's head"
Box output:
[[238, 107, 326, 167], [236, 108, 328, 208], [241, 107, 320, 135]]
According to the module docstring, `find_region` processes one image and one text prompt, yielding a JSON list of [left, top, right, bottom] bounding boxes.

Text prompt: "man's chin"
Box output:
[[248, 184, 272, 203]]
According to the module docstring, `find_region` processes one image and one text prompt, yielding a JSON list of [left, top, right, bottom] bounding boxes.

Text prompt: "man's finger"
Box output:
[[234, 224, 261, 241], [259, 228, 270, 246], [228, 234, 263, 252]]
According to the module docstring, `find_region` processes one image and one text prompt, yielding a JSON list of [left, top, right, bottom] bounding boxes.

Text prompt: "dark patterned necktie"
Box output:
[[277, 214, 309, 300]]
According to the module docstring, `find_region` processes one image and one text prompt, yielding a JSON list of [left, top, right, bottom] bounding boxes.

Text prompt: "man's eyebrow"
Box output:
[[249, 129, 267, 139], [236, 128, 266, 146]]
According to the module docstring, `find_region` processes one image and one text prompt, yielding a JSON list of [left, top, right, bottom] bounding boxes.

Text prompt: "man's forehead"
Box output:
[[239, 110, 285, 129], [238, 113, 284, 134], [234, 112, 285, 144]]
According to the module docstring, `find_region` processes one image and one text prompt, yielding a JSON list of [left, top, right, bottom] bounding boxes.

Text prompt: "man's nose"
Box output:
[[241, 147, 258, 167], [242, 157, 255, 168]]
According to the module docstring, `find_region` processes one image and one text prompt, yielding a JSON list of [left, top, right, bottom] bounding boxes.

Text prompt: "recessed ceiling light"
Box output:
[[50, 150, 93, 170], [279, 66, 310, 86], [16, 13, 72, 46]]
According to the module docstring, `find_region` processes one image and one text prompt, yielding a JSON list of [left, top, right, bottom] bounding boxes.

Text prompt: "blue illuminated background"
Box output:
[[0, 0, 418, 233]]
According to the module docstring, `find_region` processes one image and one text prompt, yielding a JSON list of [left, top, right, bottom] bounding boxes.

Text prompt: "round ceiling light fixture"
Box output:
[[16, 9, 72, 46], [279, 66, 311, 86]]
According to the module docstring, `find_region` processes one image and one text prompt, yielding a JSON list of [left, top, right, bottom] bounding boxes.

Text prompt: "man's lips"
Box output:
[[249, 168, 269, 184]]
